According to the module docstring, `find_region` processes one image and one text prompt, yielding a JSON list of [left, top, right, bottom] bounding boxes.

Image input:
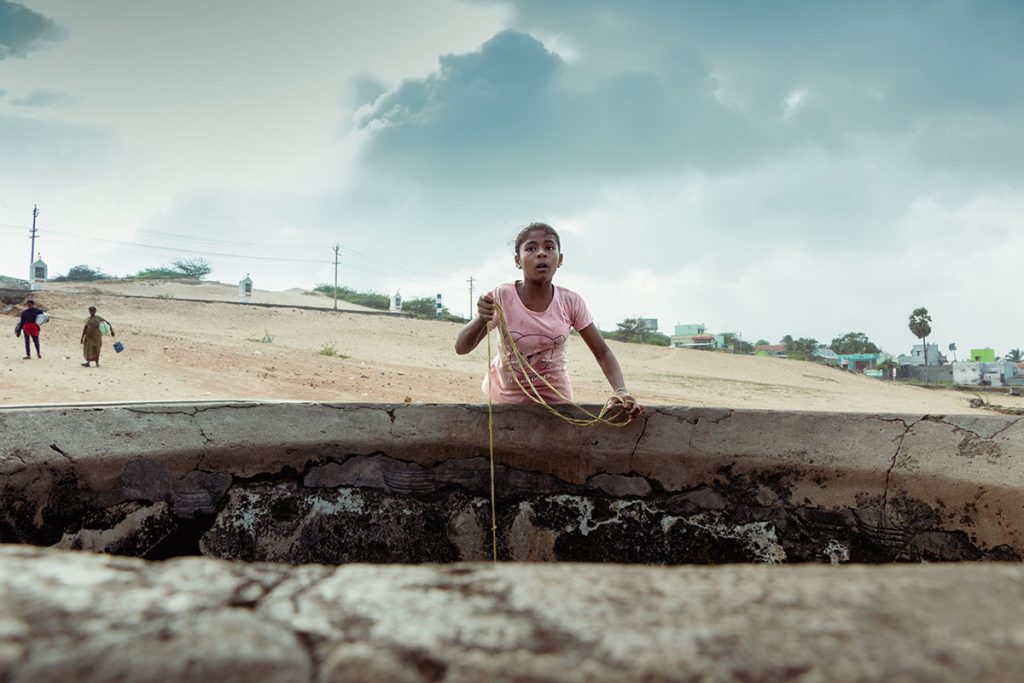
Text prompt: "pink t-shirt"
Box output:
[[483, 282, 594, 403]]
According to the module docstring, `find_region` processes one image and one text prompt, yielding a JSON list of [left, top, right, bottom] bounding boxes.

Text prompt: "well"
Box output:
[[2, 402, 1024, 681], [2, 402, 1022, 563]]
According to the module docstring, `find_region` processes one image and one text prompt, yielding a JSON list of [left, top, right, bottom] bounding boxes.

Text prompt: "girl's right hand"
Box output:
[[477, 294, 496, 322]]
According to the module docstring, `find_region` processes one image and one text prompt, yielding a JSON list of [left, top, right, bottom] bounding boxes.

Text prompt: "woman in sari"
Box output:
[[81, 306, 115, 367]]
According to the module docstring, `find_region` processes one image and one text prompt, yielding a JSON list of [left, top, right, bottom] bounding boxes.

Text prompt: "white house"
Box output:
[[898, 343, 946, 367], [952, 361, 1020, 386]]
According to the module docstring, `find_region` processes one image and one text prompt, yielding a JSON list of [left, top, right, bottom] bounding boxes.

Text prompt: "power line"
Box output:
[[3, 221, 449, 279], [2, 219, 460, 287], [133, 228, 324, 249], [340, 261, 444, 286], [338, 244, 447, 280], [36, 229, 329, 263]]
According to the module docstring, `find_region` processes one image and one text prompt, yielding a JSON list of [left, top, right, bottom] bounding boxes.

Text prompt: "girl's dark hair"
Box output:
[[514, 222, 561, 253]]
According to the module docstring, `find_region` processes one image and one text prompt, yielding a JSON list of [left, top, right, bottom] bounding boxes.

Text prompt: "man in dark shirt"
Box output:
[[18, 300, 44, 359]]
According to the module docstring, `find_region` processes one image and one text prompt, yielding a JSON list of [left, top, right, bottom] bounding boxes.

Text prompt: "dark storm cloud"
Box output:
[[0, 1, 65, 60], [496, 0, 1024, 175], [355, 29, 759, 185]]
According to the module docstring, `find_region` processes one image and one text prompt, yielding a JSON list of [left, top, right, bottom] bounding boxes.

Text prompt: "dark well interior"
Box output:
[[2, 402, 1022, 563]]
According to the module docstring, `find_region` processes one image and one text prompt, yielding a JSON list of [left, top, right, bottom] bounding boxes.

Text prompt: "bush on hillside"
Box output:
[[601, 318, 671, 346], [172, 258, 212, 279], [401, 296, 467, 323], [51, 265, 109, 282], [130, 267, 192, 280], [314, 284, 390, 310]]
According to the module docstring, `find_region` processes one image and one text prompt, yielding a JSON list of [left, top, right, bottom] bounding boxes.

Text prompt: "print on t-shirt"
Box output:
[[502, 330, 567, 381]]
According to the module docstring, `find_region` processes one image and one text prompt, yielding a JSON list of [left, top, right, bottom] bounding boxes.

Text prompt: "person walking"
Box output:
[[18, 299, 45, 359], [80, 306, 115, 367]]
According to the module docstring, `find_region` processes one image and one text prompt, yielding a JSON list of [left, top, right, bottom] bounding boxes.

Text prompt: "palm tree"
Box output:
[[1006, 348, 1023, 363], [908, 307, 932, 365]]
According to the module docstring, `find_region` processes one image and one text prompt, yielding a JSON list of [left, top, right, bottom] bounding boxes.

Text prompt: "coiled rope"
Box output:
[[484, 301, 634, 561]]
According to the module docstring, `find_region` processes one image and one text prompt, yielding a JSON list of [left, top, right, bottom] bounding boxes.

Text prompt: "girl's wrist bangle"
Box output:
[[614, 387, 629, 394]]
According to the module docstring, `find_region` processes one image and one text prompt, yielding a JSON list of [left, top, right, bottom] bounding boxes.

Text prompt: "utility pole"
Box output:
[[467, 276, 475, 318], [28, 205, 39, 275], [332, 244, 341, 311]]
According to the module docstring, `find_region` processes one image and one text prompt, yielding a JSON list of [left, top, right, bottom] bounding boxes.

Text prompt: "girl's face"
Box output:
[[515, 229, 562, 282]]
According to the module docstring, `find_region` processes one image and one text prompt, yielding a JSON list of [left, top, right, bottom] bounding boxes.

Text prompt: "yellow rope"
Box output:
[[492, 302, 633, 427], [486, 328, 498, 562], [484, 300, 634, 562]]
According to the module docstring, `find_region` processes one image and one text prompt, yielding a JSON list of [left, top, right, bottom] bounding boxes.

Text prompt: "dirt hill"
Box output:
[[2, 279, 1016, 414]]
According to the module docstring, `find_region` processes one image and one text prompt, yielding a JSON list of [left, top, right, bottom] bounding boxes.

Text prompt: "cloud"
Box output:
[[355, 29, 757, 186], [10, 89, 77, 108], [349, 75, 389, 110], [0, 1, 65, 60], [355, 0, 1024, 192], [782, 88, 809, 120]]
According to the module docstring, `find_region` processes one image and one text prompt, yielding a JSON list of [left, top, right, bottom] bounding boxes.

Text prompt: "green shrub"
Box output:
[[600, 318, 671, 346], [52, 264, 109, 281], [314, 284, 389, 310], [172, 258, 212, 279], [401, 296, 467, 322], [130, 267, 190, 280], [124, 258, 212, 281], [318, 343, 348, 358]]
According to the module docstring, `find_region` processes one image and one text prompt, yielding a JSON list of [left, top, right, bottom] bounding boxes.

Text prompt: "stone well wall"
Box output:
[[4, 545, 1024, 682], [2, 402, 1023, 564], [4, 402, 1024, 680]]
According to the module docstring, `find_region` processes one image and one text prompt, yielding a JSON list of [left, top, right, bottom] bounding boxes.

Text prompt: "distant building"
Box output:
[[970, 348, 997, 363], [675, 323, 705, 336], [814, 347, 839, 364], [672, 323, 716, 349], [898, 343, 946, 367], [755, 344, 786, 357], [953, 360, 1020, 386], [836, 353, 882, 372]]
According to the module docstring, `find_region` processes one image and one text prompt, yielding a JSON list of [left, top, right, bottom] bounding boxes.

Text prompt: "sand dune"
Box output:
[[3, 279, 1017, 414]]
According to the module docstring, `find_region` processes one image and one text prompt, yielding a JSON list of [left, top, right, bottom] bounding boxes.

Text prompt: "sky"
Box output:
[[1, 0, 1022, 357]]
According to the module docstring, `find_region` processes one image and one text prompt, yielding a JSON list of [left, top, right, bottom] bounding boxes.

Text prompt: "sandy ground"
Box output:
[[3, 279, 1021, 414]]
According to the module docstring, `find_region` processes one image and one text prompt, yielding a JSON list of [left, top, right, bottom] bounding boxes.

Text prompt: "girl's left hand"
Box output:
[[607, 388, 644, 419]]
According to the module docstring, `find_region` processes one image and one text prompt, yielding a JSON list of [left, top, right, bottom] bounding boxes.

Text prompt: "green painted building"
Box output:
[[971, 348, 996, 363]]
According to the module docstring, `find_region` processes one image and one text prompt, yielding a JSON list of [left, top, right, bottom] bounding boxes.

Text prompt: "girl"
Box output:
[[455, 222, 643, 418]]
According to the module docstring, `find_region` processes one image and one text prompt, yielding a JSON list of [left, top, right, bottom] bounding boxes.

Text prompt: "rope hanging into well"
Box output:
[[484, 301, 634, 562]]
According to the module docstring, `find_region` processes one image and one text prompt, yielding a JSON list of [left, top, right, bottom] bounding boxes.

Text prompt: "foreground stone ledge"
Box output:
[[2, 545, 1024, 682], [1, 402, 1023, 562]]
